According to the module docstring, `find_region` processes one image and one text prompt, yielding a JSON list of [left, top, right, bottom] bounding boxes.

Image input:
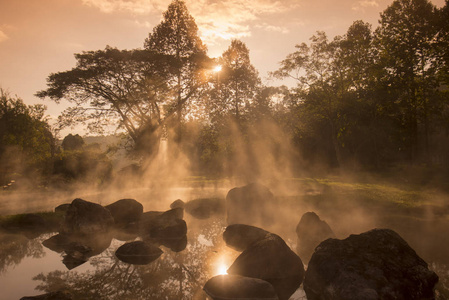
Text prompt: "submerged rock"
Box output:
[[296, 212, 334, 262], [226, 183, 275, 227], [227, 233, 305, 300], [115, 241, 163, 265], [105, 198, 143, 228], [223, 224, 270, 252], [203, 275, 278, 300], [304, 228, 439, 300], [185, 198, 224, 219], [60, 198, 114, 235]]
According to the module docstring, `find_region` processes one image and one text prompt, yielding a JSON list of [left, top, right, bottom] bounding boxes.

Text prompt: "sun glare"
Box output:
[[214, 65, 222, 72], [217, 263, 228, 275]]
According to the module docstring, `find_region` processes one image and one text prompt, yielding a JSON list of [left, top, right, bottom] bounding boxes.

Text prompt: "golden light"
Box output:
[[216, 263, 228, 275], [213, 65, 222, 72]]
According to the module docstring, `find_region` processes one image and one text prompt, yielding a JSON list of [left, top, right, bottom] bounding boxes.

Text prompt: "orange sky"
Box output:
[[0, 0, 445, 133]]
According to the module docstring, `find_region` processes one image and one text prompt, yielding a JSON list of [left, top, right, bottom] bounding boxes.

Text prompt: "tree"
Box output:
[[37, 47, 175, 155], [144, 0, 210, 142], [210, 40, 261, 122], [0, 89, 54, 185], [375, 0, 440, 162], [61, 134, 84, 151]]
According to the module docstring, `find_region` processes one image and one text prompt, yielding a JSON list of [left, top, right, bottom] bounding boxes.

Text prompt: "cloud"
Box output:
[[255, 23, 290, 34], [352, 0, 379, 12], [0, 29, 9, 43], [80, 0, 299, 45]]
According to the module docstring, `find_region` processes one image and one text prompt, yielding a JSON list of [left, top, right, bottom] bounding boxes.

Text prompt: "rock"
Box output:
[[223, 224, 270, 252], [62, 253, 88, 270], [42, 234, 73, 253], [141, 208, 186, 238], [227, 233, 305, 300], [170, 199, 185, 209], [296, 212, 334, 262], [54, 203, 71, 213], [60, 198, 114, 235], [115, 241, 163, 265], [105, 198, 143, 228], [185, 198, 224, 219], [226, 183, 275, 227], [20, 291, 73, 300], [203, 275, 279, 300], [304, 228, 439, 300]]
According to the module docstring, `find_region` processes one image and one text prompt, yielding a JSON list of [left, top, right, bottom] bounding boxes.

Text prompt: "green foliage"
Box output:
[[0, 89, 54, 185]]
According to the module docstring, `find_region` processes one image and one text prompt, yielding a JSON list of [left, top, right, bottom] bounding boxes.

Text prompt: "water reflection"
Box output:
[[0, 232, 45, 274], [28, 218, 236, 300]]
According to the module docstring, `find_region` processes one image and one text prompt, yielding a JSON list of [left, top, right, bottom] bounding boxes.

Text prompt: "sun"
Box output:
[[216, 263, 228, 275]]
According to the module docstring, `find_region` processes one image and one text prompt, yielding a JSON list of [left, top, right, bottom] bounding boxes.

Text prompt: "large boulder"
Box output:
[[223, 224, 270, 252], [226, 183, 275, 227], [60, 199, 114, 235], [115, 241, 163, 265], [304, 228, 439, 300], [296, 212, 335, 262], [140, 208, 187, 251], [227, 233, 305, 300], [203, 275, 279, 300], [105, 198, 143, 228], [185, 198, 225, 219]]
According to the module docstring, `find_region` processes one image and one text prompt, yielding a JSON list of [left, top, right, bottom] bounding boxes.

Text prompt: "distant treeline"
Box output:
[[2, 0, 449, 186]]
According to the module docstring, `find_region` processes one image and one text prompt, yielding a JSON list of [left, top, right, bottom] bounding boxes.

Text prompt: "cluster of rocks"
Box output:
[[206, 182, 439, 300], [42, 197, 191, 268], [205, 224, 305, 300]]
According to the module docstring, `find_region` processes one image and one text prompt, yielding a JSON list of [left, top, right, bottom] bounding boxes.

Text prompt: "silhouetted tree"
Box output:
[[375, 0, 441, 162], [144, 0, 210, 142], [61, 134, 84, 151]]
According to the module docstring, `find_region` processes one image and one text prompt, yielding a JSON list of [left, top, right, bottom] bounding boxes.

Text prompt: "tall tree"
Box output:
[[144, 0, 210, 141], [211, 40, 261, 122], [375, 0, 440, 162]]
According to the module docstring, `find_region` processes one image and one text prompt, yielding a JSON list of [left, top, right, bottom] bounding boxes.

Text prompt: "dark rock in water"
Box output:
[[170, 199, 185, 209], [157, 234, 187, 252], [141, 208, 186, 238], [54, 203, 71, 213], [42, 234, 72, 253], [304, 228, 439, 300], [115, 241, 163, 265], [296, 212, 334, 262], [185, 198, 224, 219], [227, 233, 305, 300], [203, 275, 279, 300], [105, 198, 143, 228], [226, 183, 275, 227], [63, 253, 88, 270], [60, 198, 114, 235], [43, 233, 111, 259], [1, 213, 48, 237], [223, 224, 270, 252], [20, 291, 73, 300]]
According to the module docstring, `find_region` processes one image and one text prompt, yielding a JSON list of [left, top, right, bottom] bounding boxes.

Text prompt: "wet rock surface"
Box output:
[[115, 240, 163, 265], [204, 274, 279, 300], [226, 182, 275, 227], [304, 228, 439, 300], [185, 197, 224, 219], [227, 231, 305, 300], [296, 211, 334, 262], [223, 224, 270, 252], [60, 198, 114, 235], [105, 198, 143, 228]]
